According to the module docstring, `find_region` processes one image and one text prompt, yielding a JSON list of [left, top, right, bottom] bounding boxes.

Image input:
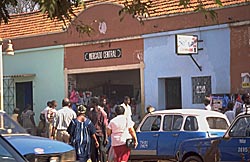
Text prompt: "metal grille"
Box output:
[[3, 78, 15, 115], [192, 76, 211, 104]]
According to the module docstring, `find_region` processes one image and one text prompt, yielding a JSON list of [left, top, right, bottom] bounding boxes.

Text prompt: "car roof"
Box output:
[[149, 109, 226, 117]]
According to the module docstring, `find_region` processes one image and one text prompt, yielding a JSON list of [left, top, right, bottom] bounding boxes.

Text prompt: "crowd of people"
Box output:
[[32, 95, 138, 162], [11, 104, 37, 135], [11, 92, 250, 162], [203, 92, 250, 124]]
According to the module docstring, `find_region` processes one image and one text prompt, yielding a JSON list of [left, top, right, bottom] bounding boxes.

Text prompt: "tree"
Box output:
[[7, 0, 38, 14]]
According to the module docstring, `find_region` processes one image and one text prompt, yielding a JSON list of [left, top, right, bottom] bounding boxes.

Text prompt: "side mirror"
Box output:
[[223, 132, 231, 140]]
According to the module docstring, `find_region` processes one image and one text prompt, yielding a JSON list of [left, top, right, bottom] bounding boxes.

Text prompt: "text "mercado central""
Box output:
[[84, 48, 122, 61]]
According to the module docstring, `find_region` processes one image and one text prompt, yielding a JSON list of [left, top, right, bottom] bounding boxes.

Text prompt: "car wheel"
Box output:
[[183, 155, 202, 162]]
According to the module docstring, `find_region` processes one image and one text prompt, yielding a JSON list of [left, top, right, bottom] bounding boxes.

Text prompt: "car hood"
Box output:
[[4, 135, 74, 156]]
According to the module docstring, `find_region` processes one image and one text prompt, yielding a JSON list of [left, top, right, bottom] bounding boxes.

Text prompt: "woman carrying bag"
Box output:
[[107, 105, 138, 162]]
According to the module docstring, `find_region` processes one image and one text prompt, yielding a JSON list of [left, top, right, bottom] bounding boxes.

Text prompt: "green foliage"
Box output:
[[73, 21, 94, 36], [0, 0, 17, 24], [37, 0, 85, 24], [119, 0, 152, 24], [180, 0, 222, 21], [179, 0, 190, 7], [215, 0, 223, 6]]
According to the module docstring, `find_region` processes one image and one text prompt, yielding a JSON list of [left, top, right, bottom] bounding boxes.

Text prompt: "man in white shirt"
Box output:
[[38, 101, 51, 137], [120, 96, 132, 120], [204, 97, 212, 111], [51, 98, 76, 143], [40, 101, 52, 121]]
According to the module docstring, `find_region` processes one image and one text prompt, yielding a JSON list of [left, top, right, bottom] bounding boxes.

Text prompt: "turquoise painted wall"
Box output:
[[143, 24, 231, 110], [3, 46, 65, 124]]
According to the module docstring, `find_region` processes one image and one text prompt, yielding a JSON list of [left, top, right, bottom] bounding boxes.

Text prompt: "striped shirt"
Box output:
[[53, 106, 76, 130]]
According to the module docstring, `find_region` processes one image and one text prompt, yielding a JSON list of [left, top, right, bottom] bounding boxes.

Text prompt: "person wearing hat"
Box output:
[[67, 105, 99, 162]]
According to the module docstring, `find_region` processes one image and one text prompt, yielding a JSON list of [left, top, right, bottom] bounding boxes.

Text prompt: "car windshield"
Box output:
[[229, 116, 250, 137], [0, 112, 27, 135], [206, 117, 229, 130]]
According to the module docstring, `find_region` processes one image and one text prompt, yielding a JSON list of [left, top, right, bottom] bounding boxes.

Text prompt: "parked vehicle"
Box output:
[[0, 110, 76, 162], [177, 107, 250, 162], [130, 109, 230, 161], [0, 134, 28, 162]]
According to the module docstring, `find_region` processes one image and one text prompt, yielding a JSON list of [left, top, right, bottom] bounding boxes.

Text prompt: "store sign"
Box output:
[[84, 48, 122, 61], [241, 72, 250, 88], [176, 34, 198, 55]]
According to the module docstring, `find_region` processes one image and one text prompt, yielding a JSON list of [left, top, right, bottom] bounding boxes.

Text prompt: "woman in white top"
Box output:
[[107, 105, 138, 162]]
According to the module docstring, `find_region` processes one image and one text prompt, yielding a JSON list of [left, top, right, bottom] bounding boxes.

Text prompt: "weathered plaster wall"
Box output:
[[3, 46, 65, 123], [144, 25, 231, 110]]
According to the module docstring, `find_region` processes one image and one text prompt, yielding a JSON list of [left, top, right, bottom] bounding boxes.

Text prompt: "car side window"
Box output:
[[140, 115, 161, 132], [184, 116, 198, 131], [229, 116, 250, 137], [173, 115, 183, 130], [206, 117, 229, 130], [163, 115, 173, 131], [163, 115, 183, 131]]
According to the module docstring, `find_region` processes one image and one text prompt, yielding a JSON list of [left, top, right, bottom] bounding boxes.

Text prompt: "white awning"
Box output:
[[3, 74, 36, 78]]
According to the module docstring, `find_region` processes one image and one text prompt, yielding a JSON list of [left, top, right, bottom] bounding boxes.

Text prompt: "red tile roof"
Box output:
[[0, 0, 249, 39]]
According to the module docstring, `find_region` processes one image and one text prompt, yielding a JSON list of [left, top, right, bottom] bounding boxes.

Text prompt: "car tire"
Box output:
[[183, 155, 202, 162]]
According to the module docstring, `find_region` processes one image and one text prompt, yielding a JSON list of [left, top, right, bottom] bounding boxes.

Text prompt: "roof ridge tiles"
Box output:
[[1, 0, 249, 39]]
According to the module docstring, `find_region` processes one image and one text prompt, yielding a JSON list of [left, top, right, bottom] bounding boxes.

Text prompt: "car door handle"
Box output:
[[153, 134, 159, 137], [172, 133, 179, 137]]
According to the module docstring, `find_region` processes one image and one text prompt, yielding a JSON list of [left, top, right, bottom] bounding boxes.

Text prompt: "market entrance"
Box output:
[[68, 69, 141, 108]]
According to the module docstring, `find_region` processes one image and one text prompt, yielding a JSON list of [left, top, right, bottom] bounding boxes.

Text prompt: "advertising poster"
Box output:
[[241, 73, 250, 88], [211, 95, 224, 111]]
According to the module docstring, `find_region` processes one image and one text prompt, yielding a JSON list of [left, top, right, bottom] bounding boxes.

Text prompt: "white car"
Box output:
[[177, 107, 250, 162], [130, 109, 230, 161]]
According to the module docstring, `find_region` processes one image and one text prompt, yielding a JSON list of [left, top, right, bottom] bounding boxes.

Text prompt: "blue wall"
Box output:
[[3, 45, 65, 123], [143, 24, 230, 110]]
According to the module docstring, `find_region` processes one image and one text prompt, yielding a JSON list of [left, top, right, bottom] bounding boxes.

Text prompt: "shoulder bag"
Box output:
[[124, 118, 135, 149]]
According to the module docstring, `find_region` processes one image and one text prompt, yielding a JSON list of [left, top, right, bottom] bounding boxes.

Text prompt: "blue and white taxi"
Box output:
[[130, 109, 230, 161], [177, 107, 250, 162], [0, 110, 76, 162]]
